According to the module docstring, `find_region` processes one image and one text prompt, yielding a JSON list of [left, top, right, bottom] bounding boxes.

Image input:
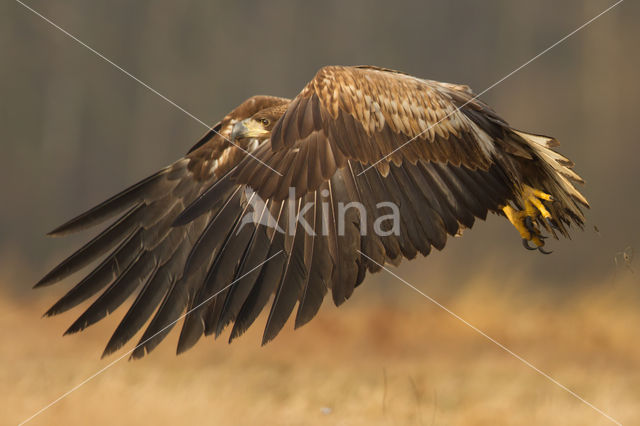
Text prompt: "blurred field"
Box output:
[[3, 269, 638, 426], [2, 1, 639, 425]]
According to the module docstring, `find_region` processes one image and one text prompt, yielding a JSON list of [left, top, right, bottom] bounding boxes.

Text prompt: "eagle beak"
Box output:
[[230, 119, 268, 141], [230, 119, 249, 141]]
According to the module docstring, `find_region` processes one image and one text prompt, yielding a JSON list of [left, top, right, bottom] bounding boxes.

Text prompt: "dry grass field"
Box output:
[[3, 270, 639, 426]]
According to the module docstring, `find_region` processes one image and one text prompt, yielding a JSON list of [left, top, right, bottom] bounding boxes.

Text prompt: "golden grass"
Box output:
[[3, 271, 639, 426]]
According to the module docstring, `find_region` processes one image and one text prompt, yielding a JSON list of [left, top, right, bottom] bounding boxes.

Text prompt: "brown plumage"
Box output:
[[37, 65, 588, 358]]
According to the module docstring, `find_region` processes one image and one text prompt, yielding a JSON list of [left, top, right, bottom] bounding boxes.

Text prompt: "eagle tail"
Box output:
[[511, 129, 589, 236]]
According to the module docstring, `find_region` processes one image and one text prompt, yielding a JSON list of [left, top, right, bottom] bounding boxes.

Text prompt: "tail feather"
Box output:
[[511, 129, 589, 230]]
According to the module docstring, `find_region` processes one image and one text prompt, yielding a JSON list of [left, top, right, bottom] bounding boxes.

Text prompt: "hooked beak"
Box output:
[[230, 119, 249, 141], [230, 118, 269, 141]]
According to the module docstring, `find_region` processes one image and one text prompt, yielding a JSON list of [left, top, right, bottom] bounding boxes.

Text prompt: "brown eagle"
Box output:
[[37, 66, 588, 358]]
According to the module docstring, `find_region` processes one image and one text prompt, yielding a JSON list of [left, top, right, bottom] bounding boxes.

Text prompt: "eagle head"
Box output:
[[230, 105, 287, 142]]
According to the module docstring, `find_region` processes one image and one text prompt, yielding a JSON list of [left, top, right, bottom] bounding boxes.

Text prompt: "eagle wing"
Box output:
[[37, 95, 300, 357], [234, 65, 520, 200]]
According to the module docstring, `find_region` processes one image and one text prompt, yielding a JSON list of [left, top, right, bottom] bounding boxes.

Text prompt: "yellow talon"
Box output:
[[522, 185, 553, 219], [502, 185, 555, 254], [502, 206, 540, 243]]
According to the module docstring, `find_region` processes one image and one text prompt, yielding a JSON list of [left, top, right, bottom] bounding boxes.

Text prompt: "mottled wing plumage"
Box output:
[[237, 66, 501, 200]]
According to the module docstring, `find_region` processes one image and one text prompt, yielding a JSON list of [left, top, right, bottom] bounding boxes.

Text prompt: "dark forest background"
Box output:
[[1, 0, 638, 297]]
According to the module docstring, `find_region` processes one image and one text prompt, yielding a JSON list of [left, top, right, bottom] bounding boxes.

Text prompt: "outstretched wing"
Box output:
[[174, 158, 515, 351], [38, 95, 293, 358], [234, 65, 521, 200]]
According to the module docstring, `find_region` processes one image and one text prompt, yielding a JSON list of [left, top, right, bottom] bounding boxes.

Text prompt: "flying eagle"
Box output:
[[37, 66, 588, 358]]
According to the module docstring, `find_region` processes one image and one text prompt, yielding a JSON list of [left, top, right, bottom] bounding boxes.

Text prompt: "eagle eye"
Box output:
[[259, 118, 270, 126]]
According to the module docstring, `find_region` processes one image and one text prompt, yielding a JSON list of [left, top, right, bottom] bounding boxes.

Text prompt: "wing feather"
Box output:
[[240, 66, 498, 200], [294, 191, 331, 328], [262, 199, 308, 344], [229, 203, 287, 342], [215, 203, 274, 336]]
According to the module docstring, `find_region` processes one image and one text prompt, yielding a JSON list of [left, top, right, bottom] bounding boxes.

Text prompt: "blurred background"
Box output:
[[1, 0, 639, 425]]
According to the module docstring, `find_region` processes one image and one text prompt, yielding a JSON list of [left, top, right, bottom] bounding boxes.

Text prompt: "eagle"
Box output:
[[36, 66, 588, 358]]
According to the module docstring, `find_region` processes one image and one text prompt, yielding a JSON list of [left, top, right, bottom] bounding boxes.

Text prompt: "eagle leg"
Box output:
[[502, 185, 555, 254]]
